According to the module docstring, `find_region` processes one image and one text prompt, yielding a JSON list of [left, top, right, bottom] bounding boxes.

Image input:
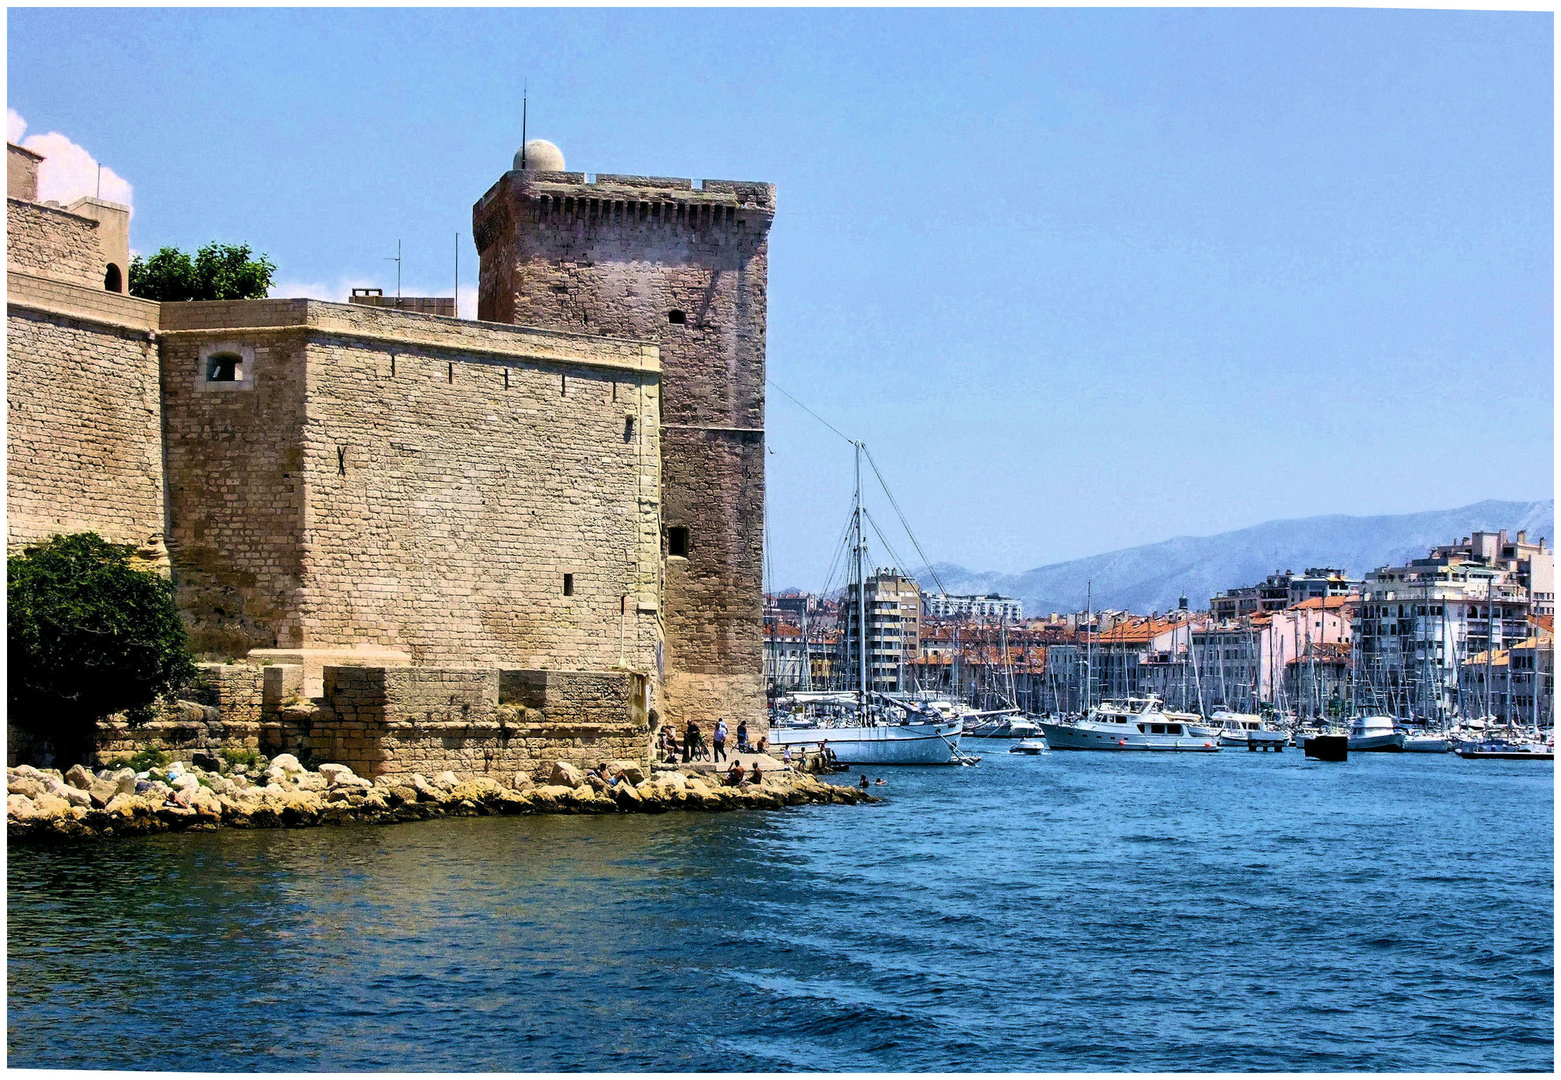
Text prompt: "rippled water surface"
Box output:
[[8, 746, 1553, 1071]]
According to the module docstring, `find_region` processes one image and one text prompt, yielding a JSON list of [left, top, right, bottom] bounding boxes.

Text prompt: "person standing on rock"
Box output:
[[713, 718, 728, 762], [736, 719, 749, 752]]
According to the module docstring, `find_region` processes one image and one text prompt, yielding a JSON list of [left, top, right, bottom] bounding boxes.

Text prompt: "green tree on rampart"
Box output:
[[129, 242, 276, 302], [8, 533, 196, 766]]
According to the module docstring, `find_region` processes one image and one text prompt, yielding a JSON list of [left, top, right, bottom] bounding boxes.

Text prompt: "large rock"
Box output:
[[264, 766, 288, 786], [410, 774, 443, 801], [88, 780, 118, 808], [8, 794, 35, 820], [57, 785, 91, 808], [103, 793, 148, 819], [320, 764, 372, 790], [432, 771, 460, 792], [510, 772, 535, 792], [8, 777, 45, 800], [548, 761, 584, 788], [65, 764, 95, 790], [12, 764, 43, 780], [29, 792, 72, 820], [608, 761, 647, 785], [270, 753, 305, 775]]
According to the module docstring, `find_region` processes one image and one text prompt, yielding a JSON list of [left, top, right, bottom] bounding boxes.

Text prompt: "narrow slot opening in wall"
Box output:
[[561, 373, 567, 396], [668, 310, 686, 325], [667, 527, 689, 558], [504, 368, 510, 390], [612, 381, 618, 401], [448, 363, 454, 384], [563, 573, 574, 597], [624, 416, 635, 442]]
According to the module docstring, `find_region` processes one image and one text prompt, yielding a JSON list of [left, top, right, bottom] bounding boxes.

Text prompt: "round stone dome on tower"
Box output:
[[513, 139, 565, 172]]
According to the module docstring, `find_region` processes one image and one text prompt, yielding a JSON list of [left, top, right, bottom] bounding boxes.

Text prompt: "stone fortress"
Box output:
[[6, 133, 774, 778]]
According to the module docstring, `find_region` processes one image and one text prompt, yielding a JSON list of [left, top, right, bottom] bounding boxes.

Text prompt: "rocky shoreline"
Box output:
[[7, 753, 875, 844]]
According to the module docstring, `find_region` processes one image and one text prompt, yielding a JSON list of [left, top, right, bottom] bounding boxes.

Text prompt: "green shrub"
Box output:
[[218, 747, 267, 773], [8, 534, 195, 767]]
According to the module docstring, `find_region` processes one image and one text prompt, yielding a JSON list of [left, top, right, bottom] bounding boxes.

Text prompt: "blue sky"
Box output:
[[9, 8, 1553, 590]]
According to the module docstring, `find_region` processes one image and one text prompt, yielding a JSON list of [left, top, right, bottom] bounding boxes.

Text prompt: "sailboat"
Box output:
[[767, 442, 966, 766]]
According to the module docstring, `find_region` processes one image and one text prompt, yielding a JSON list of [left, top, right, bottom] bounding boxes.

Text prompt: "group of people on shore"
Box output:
[[658, 718, 771, 764]]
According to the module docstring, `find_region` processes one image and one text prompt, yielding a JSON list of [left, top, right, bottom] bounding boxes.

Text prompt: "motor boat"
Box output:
[[1037, 695, 1219, 752], [1347, 714, 1405, 752], [1009, 737, 1048, 754], [1402, 731, 1454, 753], [1211, 709, 1281, 747]]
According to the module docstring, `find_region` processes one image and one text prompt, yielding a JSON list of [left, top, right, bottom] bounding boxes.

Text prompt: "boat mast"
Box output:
[[854, 441, 868, 720]]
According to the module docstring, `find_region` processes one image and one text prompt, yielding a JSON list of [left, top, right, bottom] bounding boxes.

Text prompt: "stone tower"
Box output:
[[473, 142, 775, 733]]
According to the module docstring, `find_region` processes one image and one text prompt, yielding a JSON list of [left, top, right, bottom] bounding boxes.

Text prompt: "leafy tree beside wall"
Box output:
[[129, 242, 276, 302], [8, 534, 196, 766]]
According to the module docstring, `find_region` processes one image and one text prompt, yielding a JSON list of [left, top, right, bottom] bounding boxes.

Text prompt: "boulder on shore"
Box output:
[[65, 764, 95, 791], [549, 761, 584, 787]]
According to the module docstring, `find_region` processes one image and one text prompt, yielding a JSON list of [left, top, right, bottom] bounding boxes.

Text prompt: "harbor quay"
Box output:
[[6, 750, 871, 845]]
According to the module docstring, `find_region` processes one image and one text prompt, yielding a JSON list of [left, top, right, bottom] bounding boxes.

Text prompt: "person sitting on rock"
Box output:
[[750, 762, 763, 785], [659, 727, 679, 763], [586, 762, 613, 793], [726, 761, 746, 786]]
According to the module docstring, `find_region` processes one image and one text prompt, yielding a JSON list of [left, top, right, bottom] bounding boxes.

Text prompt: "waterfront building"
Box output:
[[1212, 567, 1361, 620], [923, 592, 1023, 622], [839, 568, 922, 693], [1461, 622, 1554, 727], [1356, 533, 1545, 721]]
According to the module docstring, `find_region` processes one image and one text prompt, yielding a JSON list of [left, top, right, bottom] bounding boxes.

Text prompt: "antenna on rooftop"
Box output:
[[96, 164, 102, 199], [520, 82, 528, 169], [385, 239, 402, 301]]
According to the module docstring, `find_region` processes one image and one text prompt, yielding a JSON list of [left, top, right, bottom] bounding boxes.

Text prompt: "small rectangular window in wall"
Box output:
[[667, 527, 689, 558], [563, 573, 574, 597]]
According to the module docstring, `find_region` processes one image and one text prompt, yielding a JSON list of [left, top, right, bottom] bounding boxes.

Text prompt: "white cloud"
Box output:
[[8, 109, 132, 210]]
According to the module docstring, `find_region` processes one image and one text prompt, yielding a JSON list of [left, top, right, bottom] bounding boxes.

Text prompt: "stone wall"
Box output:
[[304, 665, 651, 781], [158, 299, 663, 678], [6, 275, 165, 553], [160, 327, 308, 657], [7, 198, 105, 289], [473, 170, 773, 731]]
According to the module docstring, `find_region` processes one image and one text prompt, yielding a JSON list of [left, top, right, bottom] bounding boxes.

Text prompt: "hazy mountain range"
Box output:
[[911, 499, 1554, 617]]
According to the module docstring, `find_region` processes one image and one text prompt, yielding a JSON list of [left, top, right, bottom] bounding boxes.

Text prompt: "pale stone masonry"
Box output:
[[474, 168, 774, 737], [6, 136, 772, 775]]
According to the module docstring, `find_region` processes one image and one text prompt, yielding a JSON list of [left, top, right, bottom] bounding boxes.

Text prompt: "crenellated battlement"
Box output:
[[473, 170, 774, 253]]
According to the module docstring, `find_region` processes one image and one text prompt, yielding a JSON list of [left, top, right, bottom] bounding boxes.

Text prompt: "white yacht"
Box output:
[[1211, 709, 1276, 747], [1347, 714, 1405, 752], [1037, 695, 1220, 752], [768, 713, 964, 765], [1402, 731, 1453, 753]]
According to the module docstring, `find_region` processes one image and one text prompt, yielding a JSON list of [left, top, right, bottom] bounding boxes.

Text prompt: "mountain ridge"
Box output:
[[910, 498, 1554, 616]]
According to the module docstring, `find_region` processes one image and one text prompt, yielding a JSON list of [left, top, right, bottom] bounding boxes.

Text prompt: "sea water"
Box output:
[[7, 746, 1552, 1070]]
